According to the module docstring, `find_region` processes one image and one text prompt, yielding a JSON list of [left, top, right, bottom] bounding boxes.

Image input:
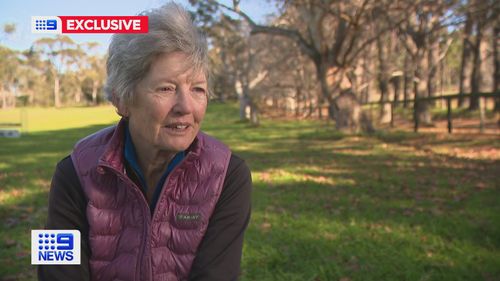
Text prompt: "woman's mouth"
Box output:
[[164, 122, 191, 133]]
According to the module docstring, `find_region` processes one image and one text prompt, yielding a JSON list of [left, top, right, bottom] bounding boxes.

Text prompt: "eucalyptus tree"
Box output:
[[34, 35, 79, 107]]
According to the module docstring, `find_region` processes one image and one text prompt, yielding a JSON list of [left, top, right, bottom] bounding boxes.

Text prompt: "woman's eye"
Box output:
[[193, 87, 206, 94], [158, 86, 175, 92]]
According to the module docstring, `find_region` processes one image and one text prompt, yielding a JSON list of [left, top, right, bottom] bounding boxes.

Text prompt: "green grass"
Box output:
[[1, 103, 499, 281]]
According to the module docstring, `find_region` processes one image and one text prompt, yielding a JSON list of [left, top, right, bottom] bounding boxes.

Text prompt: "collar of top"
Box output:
[[97, 118, 202, 174]]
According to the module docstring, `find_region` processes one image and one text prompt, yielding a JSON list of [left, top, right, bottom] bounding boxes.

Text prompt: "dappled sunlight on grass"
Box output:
[[254, 168, 356, 187], [0, 181, 49, 206], [248, 194, 499, 278], [375, 130, 500, 161], [0, 103, 499, 280], [0, 107, 121, 279], [245, 204, 499, 280], [0, 187, 31, 204]]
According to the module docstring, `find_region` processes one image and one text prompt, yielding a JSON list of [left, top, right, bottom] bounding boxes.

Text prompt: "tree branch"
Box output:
[[211, 0, 319, 61]]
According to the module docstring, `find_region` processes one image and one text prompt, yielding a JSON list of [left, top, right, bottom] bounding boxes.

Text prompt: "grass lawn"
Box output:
[[0, 103, 499, 281]]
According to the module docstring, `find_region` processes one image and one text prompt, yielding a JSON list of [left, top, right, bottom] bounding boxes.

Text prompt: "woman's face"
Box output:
[[125, 51, 208, 155]]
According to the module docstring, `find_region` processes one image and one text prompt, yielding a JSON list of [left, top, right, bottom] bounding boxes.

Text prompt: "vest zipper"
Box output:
[[149, 152, 193, 279], [151, 152, 193, 221], [99, 162, 152, 281], [99, 150, 195, 280]]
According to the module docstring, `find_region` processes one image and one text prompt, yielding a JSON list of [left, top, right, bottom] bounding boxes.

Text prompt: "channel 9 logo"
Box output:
[[34, 19, 57, 31], [31, 16, 148, 34], [31, 17, 61, 34], [31, 230, 81, 265]]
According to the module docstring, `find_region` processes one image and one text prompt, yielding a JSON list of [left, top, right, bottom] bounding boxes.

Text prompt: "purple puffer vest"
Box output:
[[70, 120, 231, 281]]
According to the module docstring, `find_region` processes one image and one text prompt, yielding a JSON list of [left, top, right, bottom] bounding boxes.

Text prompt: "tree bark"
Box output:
[[75, 88, 82, 104], [361, 54, 371, 104], [239, 94, 250, 121], [458, 13, 473, 107], [403, 52, 414, 109], [428, 39, 439, 105], [469, 20, 484, 111], [314, 60, 333, 120], [249, 100, 259, 126], [494, 26, 500, 113], [92, 80, 99, 105], [295, 85, 302, 118], [54, 74, 61, 108], [414, 51, 432, 125], [377, 35, 391, 123], [391, 76, 401, 104], [28, 89, 34, 106], [1, 83, 6, 109]]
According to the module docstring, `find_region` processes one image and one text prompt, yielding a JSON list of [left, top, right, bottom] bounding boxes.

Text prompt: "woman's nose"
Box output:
[[172, 87, 194, 115]]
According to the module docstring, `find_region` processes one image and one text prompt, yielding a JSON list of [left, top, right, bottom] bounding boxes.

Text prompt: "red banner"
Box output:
[[58, 16, 148, 33]]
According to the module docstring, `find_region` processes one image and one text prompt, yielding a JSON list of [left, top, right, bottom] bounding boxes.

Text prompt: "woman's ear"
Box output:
[[117, 103, 129, 118], [112, 91, 129, 118]]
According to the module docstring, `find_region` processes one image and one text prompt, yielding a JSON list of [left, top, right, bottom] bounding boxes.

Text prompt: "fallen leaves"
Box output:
[[15, 250, 29, 259], [259, 222, 272, 232], [4, 217, 19, 228], [475, 182, 488, 190], [323, 232, 337, 241], [4, 239, 16, 248]]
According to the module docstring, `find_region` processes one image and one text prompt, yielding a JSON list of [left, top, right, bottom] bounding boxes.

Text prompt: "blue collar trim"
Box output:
[[124, 124, 185, 213]]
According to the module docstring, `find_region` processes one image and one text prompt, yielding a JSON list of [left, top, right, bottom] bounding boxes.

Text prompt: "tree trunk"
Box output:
[[332, 90, 366, 132], [494, 26, 500, 113], [241, 84, 252, 121], [458, 12, 473, 107], [235, 79, 248, 121], [54, 75, 61, 108], [428, 39, 439, 106], [295, 86, 302, 118], [28, 89, 34, 106], [92, 80, 99, 105], [250, 101, 259, 126], [316, 60, 371, 132], [10, 91, 16, 108], [403, 53, 412, 108], [315, 61, 333, 118], [391, 76, 401, 104], [0, 82, 6, 109], [361, 55, 370, 104], [220, 50, 228, 103], [75, 88, 82, 104], [377, 35, 391, 124], [414, 52, 432, 125], [318, 95, 323, 119], [439, 55, 445, 109], [273, 94, 279, 111], [239, 95, 250, 121], [305, 88, 314, 118], [469, 20, 484, 111]]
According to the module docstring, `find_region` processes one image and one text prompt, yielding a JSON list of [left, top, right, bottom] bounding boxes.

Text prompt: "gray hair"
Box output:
[[104, 2, 210, 105]]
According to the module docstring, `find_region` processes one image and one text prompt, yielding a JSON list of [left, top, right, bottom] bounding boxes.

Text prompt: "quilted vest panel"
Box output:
[[71, 120, 231, 281]]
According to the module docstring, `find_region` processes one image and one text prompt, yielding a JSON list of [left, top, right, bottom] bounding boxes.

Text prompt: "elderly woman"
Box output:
[[38, 3, 252, 281]]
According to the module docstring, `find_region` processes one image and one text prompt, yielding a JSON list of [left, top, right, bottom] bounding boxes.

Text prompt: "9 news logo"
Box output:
[[32, 16, 148, 34], [31, 17, 61, 34], [31, 230, 81, 265]]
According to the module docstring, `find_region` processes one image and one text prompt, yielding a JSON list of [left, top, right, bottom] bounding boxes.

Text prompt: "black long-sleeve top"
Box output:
[[38, 154, 252, 281]]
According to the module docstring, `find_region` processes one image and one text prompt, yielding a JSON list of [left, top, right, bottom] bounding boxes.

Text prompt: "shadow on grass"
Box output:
[[0, 111, 499, 280], [0, 123, 115, 279], [215, 126, 499, 280]]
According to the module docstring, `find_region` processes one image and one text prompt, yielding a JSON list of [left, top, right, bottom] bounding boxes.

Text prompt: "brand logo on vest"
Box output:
[[176, 213, 201, 222]]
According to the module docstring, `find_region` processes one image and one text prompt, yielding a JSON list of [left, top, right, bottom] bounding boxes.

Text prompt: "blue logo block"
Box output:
[[46, 19, 57, 30], [31, 230, 80, 265], [32, 17, 61, 34]]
